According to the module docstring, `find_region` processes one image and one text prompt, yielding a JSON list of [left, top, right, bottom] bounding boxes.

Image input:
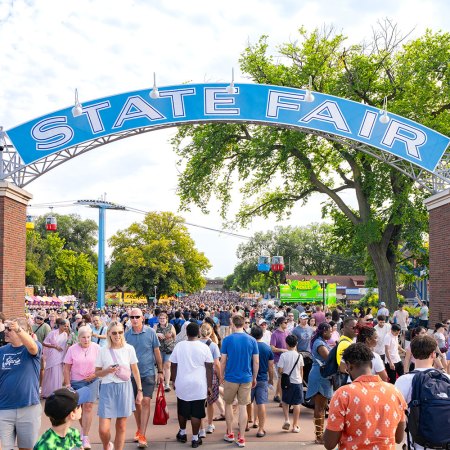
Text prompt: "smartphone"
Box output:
[[111, 364, 119, 368]]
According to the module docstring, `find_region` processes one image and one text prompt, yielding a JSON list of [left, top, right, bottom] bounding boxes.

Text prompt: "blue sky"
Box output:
[[1, 0, 449, 277]]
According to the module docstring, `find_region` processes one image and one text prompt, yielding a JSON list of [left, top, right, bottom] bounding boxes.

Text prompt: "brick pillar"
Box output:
[[0, 182, 32, 318], [424, 189, 450, 325]]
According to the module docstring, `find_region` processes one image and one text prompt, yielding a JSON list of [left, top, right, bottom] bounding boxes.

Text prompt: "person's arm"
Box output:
[[63, 363, 72, 386], [153, 347, 164, 384], [268, 360, 274, 386], [220, 353, 227, 384], [252, 354, 259, 388], [131, 363, 143, 405], [6, 320, 38, 355], [213, 358, 221, 380], [171, 362, 177, 390], [395, 420, 405, 444], [317, 345, 329, 360], [323, 429, 342, 450]]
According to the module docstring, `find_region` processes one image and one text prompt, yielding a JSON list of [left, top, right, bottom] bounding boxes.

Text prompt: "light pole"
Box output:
[[320, 278, 328, 309], [154, 285, 157, 306], [77, 198, 126, 309]]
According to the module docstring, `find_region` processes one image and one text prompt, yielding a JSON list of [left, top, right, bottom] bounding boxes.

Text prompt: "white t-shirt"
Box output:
[[374, 323, 391, 355], [393, 310, 409, 330], [169, 340, 213, 401], [277, 350, 304, 384], [384, 333, 401, 364], [371, 352, 386, 375], [395, 368, 450, 450], [261, 330, 271, 346], [95, 344, 138, 384]]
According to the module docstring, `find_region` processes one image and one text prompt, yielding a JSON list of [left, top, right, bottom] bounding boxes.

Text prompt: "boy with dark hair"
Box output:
[[34, 387, 83, 449], [324, 343, 406, 450]]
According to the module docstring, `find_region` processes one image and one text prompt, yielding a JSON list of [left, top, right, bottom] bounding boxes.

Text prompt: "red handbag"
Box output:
[[153, 382, 169, 425]]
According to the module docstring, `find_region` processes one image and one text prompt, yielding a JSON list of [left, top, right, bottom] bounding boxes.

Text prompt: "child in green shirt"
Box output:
[[34, 387, 83, 450]]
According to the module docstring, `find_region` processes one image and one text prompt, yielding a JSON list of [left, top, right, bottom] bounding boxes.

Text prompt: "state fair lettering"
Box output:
[[8, 83, 449, 172]]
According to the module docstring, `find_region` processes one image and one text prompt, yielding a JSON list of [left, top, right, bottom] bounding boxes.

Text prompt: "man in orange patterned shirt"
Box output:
[[323, 343, 406, 450]]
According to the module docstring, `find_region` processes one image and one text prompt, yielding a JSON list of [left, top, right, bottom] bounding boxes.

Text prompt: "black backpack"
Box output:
[[320, 343, 339, 378], [172, 319, 182, 335], [407, 369, 450, 449]]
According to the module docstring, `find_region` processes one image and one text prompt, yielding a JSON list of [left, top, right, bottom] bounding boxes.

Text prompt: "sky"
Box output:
[[1, 0, 449, 278]]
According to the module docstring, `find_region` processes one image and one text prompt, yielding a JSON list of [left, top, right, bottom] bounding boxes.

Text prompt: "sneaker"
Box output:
[[164, 384, 171, 392], [138, 434, 148, 448], [236, 434, 246, 447], [134, 430, 141, 442], [273, 395, 281, 403], [224, 433, 235, 442], [282, 421, 291, 430], [206, 424, 215, 434], [176, 431, 187, 443], [191, 438, 203, 448], [199, 429, 206, 439], [82, 436, 91, 449], [107, 443, 114, 450]]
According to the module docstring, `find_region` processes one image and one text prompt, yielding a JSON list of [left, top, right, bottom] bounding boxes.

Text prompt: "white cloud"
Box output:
[[2, 0, 448, 277]]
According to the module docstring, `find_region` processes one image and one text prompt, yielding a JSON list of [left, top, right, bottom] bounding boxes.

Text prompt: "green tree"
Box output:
[[107, 211, 211, 297], [34, 213, 98, 263], [227, 224, 364, 292], [172, 23, 449, 312]]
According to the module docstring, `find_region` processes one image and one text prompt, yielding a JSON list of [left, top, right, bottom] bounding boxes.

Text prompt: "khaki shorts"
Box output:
[[223, 381, 252, 405]]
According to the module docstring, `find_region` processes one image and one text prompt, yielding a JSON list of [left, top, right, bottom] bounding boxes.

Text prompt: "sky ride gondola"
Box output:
[[26, 215, 35, 230], [257, 255, 271, 272], [271, 255, 285, 272], [45, 208, 57, 232]]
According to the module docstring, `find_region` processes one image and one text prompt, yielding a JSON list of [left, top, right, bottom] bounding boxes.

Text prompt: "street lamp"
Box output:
[[154, 285, 157, 306], [320, 278, 328, 309]]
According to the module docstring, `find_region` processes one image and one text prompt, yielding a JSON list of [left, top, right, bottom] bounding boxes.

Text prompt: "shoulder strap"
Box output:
[[34, 323, 44, 333], [97, 327, 104, 344], [109, 348, 119, 364], [206, 339, 212, 346], [288, 354, 301, 377]]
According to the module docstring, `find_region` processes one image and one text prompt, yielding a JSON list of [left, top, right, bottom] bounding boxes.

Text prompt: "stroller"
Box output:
[[300, 351, 314, 409]]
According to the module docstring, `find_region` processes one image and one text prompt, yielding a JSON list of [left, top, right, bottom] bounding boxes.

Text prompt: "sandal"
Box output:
[[213, 414, 226, 421]]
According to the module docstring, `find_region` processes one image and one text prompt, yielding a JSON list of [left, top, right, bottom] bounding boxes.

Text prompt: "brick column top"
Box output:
[[424, 188, 450, 211], [0, 181, 33, 204]]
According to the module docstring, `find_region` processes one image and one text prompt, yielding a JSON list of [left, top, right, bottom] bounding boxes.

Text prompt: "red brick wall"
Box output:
[[428, 202, 450, 325], [0, 194, 27, 318]]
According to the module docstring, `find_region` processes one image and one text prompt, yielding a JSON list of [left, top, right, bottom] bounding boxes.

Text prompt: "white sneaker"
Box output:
[[206, 424, 215, 434], [199, 429, 207, 439]]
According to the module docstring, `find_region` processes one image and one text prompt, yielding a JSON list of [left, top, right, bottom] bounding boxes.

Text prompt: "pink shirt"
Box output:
[[64, 343, 100, 381]]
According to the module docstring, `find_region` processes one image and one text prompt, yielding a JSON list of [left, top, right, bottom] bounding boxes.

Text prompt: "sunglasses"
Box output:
[[245, 321, 250, 324], [129, 316, 141, 319], [36, 317, 44, 320], [111, 330, 124, 335]]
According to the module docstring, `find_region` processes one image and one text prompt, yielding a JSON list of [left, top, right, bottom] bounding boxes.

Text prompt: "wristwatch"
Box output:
[[157, 370, 163, 373], [137, 388, 143, 392]]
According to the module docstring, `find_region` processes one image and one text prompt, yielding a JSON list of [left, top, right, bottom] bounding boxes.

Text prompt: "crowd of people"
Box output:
[[0, 297, 449, 450]]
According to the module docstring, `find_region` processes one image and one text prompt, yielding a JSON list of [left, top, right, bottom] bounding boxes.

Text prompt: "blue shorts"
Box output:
[[251, 380, 269, 405], [281, 382, 304, 406], [161, 351, 172, 363]]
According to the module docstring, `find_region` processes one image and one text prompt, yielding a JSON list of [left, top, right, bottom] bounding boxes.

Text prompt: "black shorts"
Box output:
[[177, 398, 206, 420]]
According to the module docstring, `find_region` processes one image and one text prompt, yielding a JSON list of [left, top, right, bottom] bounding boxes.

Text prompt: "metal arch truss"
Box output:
[[1, 122, 450, 193]]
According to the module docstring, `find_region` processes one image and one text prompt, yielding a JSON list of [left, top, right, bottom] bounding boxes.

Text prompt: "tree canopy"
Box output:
[[172, 22, 449, 311], [107, 211, 211, 297]]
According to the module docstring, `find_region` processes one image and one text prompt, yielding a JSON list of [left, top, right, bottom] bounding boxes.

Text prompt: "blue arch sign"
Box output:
[[6, 83, 450, 171]]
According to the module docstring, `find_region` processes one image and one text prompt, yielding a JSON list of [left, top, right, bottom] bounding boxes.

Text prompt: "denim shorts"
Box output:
[[161, 351, 172, 363], [251, 380, 269, 405]]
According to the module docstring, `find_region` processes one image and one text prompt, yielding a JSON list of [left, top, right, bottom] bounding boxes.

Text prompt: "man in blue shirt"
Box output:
[[220, 314, 259, 448], [291, 313, 314, 352], [125, 308, 164, 448], [0, 317, 42, 450], [250, 325, 274, 438]]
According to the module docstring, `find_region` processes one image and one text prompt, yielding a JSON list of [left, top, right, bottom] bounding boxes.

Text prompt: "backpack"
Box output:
[[172, 319, 182, 335], [319, 343, 339, 378], [407, 369, 450, 449]]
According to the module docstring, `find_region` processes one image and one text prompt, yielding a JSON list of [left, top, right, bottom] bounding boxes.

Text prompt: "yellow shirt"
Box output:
[[336, 335, 354, 366]]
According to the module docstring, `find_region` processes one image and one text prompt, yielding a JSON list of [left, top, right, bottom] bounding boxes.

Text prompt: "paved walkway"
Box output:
[[36, 387, 405, 450]]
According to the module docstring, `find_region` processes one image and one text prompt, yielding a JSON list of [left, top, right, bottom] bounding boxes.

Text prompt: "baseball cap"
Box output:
[[258, 319, 267, 325], [380, 302, 386, 306], [44, 388, 79, 420], [75, 314, 82, 319], [299, 313, 309, 319]]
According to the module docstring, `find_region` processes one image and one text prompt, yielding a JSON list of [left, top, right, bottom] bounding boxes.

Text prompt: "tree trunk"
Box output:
[[367, 242, 398, 313]]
